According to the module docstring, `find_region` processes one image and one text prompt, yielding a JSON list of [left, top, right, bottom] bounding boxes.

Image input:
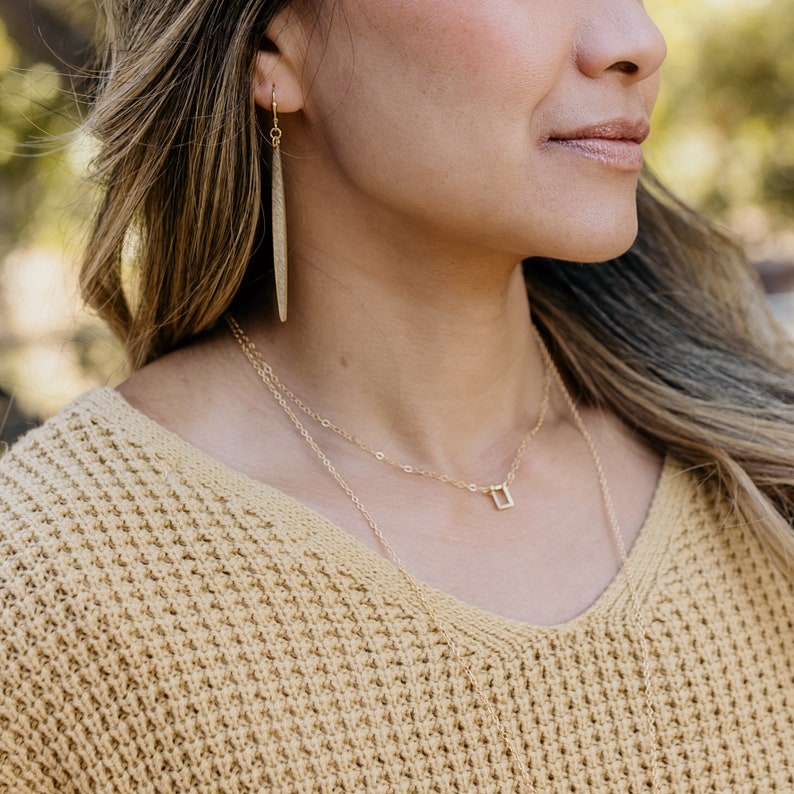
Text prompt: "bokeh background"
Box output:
[[1, 0, 793, 444]]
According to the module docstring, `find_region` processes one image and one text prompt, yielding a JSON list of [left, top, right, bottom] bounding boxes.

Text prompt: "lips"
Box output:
[[544, 119, 650, 171]]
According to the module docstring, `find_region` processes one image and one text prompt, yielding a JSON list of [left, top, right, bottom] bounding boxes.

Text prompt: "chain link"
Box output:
[[228, 316, 551, 501]]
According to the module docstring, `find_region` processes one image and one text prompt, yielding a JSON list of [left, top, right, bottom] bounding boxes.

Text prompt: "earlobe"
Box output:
[[253, 50, 305, 113], [253, 10, 307, 114]]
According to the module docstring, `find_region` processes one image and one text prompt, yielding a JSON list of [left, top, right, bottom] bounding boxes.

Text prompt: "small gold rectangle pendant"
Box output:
[[489, 485, 515, 510]]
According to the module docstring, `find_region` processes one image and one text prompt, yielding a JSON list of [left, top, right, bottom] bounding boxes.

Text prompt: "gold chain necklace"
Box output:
[[227, 316, 550, 511], [227, 315, 661, 792]]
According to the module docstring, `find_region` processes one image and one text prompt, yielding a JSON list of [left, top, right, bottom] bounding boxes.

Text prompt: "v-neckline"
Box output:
[[86, 387, 685, 643]]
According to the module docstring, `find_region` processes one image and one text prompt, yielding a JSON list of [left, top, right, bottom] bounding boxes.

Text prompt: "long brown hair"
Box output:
[[81, 0, 794, 569], [529, 177, 794, 570], [81, 0, 287, 368]]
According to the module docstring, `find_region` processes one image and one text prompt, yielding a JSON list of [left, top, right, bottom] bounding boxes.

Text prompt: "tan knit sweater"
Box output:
[[1, 388, 794, 793]]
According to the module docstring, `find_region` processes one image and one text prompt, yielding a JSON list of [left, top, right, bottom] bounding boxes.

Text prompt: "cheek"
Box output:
[[314, 0, 556, 110], [300, 5, 488, 171], [309, 3, 565, 161], [297, 0, 577, 250]]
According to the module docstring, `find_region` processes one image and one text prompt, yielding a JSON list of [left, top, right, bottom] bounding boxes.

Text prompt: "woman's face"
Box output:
[[287, 0, 666, 263]]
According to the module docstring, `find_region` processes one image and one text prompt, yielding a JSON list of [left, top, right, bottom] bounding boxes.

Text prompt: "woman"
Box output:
[[2, 0, 794, 791]]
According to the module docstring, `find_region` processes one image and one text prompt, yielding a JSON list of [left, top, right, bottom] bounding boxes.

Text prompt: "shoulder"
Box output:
[[0, 386, 259, 603], [116, 332, 317, 493], [0, 388, 178, 628], [2, 387, 132, 505], [1, 387, 171, 523], [0, 383, 314, 595], [115, 332, 253, 456]]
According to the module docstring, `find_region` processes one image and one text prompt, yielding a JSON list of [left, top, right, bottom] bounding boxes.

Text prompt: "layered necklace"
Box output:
[[226, 314, 661, 792], [229, 317, 551, 510]]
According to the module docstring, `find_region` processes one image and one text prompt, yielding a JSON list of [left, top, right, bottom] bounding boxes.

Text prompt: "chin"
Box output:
[[576, 229, 637, 263], [546, 207, 639, 263]]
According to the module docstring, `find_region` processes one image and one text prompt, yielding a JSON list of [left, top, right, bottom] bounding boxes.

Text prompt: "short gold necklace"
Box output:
[[227, 315, 661, 792], [227, 315, 550, 511]]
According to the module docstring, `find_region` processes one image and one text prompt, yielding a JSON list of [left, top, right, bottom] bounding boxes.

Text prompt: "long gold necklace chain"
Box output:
[[226, 315, 661, 793], [227, 315, 550, 511], [546, 347, 661, 792]]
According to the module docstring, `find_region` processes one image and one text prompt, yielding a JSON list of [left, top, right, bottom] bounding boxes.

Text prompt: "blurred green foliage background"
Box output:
[[646, 0, 794, 256], [0, 0, 793, 440]]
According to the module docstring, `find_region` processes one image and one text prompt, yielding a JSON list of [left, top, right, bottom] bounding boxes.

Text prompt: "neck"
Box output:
[[236, 242, 551, 479]]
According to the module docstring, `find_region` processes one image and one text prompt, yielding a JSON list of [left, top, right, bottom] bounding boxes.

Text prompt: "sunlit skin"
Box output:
[[264, 0, 665, 263], [121, 0, 667, 626]]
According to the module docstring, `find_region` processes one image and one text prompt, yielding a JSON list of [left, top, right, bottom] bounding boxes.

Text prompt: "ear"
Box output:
[[253, 8, 307, 114]]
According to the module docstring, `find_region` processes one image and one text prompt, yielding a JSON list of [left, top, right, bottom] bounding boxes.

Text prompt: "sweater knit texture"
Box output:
[[1, 388, 794, 793]]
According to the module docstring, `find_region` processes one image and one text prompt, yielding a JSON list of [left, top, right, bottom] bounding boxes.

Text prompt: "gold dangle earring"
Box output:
[[270, 88, 288, 322]]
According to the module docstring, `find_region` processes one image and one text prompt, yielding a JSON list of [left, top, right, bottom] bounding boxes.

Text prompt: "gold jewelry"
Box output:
[[226, 316, 550, 510], [270, 88, 288, 323], [227, 315, 660, 792]]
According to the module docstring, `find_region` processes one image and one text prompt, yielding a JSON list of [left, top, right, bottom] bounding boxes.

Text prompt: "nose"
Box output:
[[575, 0, 667, 83]]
